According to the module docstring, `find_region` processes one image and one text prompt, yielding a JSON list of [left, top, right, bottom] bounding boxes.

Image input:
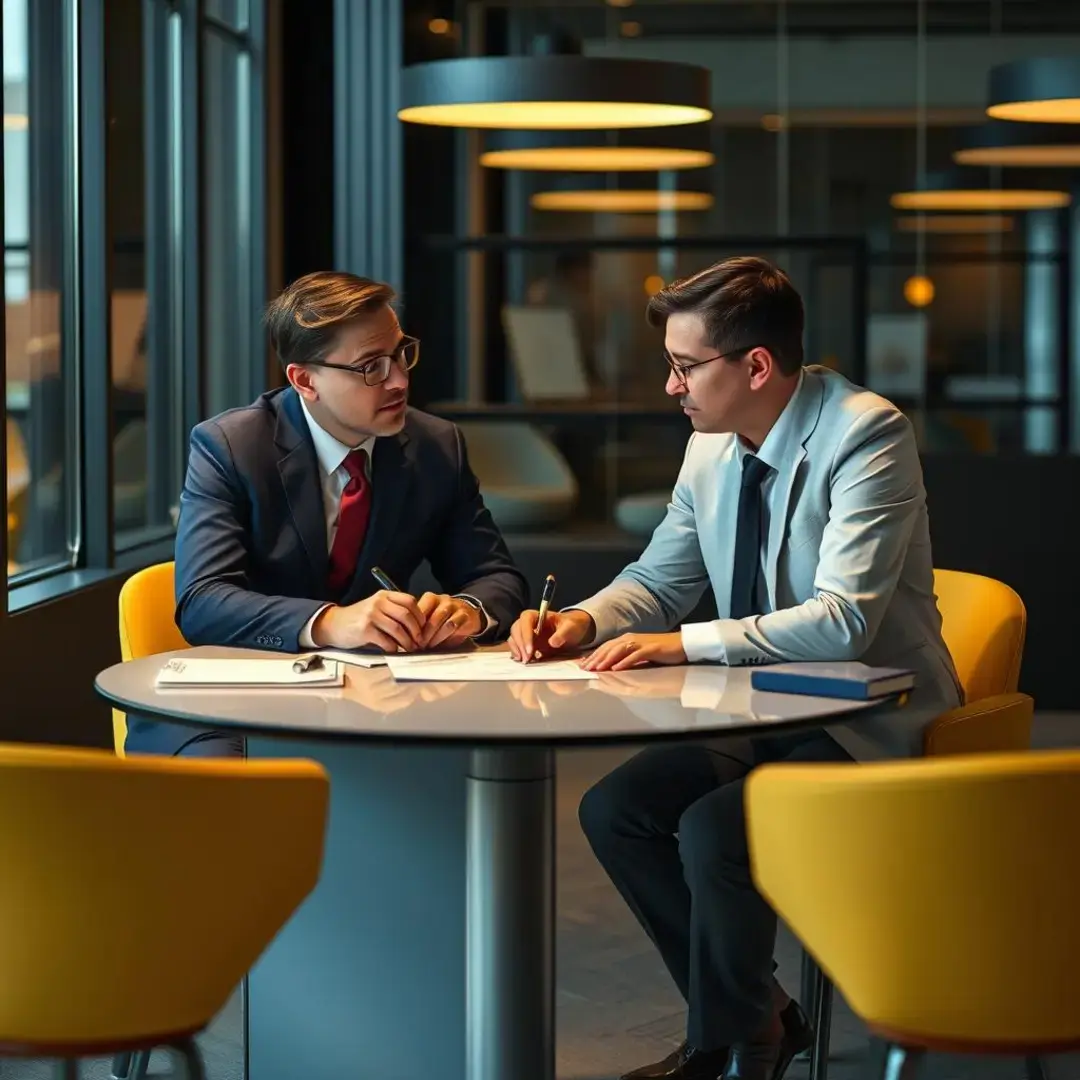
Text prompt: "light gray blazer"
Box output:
[[576, 366, 963, 760]]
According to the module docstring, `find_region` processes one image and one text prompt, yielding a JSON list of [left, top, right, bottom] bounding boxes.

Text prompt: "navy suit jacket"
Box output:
[[173, 387, 528, 653]]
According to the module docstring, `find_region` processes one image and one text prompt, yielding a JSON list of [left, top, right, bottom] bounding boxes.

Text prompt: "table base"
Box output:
[[245, 738, 556, 1080]]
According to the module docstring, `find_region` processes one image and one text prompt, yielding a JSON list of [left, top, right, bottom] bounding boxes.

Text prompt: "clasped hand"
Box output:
[[312, 590, 482, 652]]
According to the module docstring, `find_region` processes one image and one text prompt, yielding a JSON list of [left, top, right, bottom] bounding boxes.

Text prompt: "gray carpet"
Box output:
[[3, 714, 1078, 1080]]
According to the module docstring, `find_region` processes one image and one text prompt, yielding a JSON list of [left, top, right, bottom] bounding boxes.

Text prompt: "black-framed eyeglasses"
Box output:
[[306, 336, 420, 386], [665, 343, 760, 388]]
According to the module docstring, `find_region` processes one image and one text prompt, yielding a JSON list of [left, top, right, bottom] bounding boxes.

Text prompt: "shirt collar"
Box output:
[[299, 396, 376, 477], [735, 368, 806, 473]]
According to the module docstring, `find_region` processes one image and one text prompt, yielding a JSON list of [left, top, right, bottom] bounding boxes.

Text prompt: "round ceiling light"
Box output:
[[890, 170, 1070, 212], [530, 172, 713, 213], [987, 57, 1080, 124], [532, 190, 714, 212], [895, 214, 1015, 234], [398, 56, 712, 130], [479, 125, 714, 171], [953, 119, 1080, 167]]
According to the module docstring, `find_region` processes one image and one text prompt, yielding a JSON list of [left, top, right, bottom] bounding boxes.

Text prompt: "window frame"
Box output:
[[2, 0, 270, 611]]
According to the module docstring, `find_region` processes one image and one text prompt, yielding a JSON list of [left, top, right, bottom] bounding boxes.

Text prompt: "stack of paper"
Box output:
[[155, 656, 344, 688], [385, 653, 596, 682]]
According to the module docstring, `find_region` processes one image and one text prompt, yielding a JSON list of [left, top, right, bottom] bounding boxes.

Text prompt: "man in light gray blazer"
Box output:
[[509, 257, 961, 1080]]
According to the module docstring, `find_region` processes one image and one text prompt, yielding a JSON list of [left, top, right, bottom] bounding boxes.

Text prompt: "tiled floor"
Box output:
[[3, 715, 1078, 1080]]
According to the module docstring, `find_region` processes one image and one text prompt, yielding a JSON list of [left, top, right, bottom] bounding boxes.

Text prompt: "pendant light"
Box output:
[[398, 55, 712, 130], [987, 57, 1080, 124], [479, 124, 714, 172], [530, 172, 713, 213], [953, 119, 1080, 167], [895, 214, 1015, 234], [890, 169, 1070, 212]]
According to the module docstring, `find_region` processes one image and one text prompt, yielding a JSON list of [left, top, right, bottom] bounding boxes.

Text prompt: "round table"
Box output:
[[95, 646, 894, 1080]]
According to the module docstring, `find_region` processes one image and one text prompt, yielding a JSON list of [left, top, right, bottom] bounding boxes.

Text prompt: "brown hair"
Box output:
[[264, 271, 396, 369], [646, 256, 804, 376]]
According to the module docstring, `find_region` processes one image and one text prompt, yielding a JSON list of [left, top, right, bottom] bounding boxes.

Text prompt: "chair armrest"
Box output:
[[922, 692, 1034, 757]]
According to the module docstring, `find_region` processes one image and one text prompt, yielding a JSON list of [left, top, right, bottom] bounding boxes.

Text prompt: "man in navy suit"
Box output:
[[126, 270, 528, 756]]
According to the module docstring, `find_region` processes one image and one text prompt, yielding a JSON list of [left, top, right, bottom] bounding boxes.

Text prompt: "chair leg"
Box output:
[[808, 967, 833, 1080], [110, 1052, 132, 1079], [798, 949, 822, 1060], [801, 948, 822, 1021], [128, 1049, 151, 1080], [1026, 1056, 1049, 1080], [171, 1036, 207, 1080], [881, 1044, 924, 1080], [54, 1061, 79, 1080]]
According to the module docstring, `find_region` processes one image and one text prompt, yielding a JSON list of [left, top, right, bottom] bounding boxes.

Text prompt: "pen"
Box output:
[[371, 566, 400, 592], [535, 573, 557, 634], [292, 654, 324, 674]]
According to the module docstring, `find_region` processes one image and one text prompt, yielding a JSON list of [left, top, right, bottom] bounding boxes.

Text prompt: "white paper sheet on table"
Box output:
[[385, 653, 597, 682], [315, 650, 473, 669]]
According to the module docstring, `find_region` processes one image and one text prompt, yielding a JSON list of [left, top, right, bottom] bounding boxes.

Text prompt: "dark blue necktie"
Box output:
[[730, 454, 772, 620]]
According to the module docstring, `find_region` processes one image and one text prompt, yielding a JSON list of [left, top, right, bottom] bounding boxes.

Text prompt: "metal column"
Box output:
[[466, 748, 556, 1080], [1023, 209, 1060, 453]]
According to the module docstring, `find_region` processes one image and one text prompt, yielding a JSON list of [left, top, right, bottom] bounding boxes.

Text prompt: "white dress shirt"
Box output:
[[678, 370, 803, 664], [297, 399, 492, 647]]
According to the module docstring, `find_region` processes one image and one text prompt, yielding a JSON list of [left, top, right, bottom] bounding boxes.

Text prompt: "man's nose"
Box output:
[[385, 362, 409, 392]]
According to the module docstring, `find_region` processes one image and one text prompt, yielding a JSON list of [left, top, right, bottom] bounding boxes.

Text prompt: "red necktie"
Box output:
[[327, 449, 372, 594]]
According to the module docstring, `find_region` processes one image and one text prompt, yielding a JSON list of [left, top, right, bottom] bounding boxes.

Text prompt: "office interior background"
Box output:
[[1, 0, 1078, 750]]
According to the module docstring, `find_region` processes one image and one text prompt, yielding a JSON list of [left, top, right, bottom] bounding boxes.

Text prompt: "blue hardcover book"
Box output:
[[750, 662, 916, 700]]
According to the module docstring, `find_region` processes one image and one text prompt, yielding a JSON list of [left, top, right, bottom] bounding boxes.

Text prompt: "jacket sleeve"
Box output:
[[572, 435, 712, 642], [424, 425, 529, 642], [174, 420, 324, 651], [689, 407, 924, 666]]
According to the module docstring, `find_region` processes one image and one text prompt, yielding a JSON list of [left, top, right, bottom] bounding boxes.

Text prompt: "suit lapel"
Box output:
[[345, 428, 413, 599], [275, 390, 329, 590], [764, 372, 825, 604]]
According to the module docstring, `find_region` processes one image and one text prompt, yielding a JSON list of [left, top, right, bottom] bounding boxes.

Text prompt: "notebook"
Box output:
[[155, 656, 345, 689], [750, 662, 915, 701]]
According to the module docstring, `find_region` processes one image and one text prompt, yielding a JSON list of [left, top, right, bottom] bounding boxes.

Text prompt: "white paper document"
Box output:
[[314, 650, 475, 669], [314, 649, 389, 668], [385, 653, 597, 682], [155, 656, 344, 688]]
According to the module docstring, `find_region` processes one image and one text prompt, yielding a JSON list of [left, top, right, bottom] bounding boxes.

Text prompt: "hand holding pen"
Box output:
[[508, 574, 597, 663]]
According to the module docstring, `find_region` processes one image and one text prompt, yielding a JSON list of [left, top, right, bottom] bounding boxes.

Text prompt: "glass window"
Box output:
[[5, 0, 77, 579], [205, 0, 246, 31]]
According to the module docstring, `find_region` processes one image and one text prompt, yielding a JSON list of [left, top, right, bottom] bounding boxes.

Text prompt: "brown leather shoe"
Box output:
[[620, 1042, 731, 1080], [724, 1000, 814, 1080]]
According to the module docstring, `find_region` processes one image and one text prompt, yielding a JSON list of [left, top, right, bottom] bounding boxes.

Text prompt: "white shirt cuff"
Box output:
[[680, 621, 729, 664], [455, 594, 496, 638], [299, 604, 333, 649]]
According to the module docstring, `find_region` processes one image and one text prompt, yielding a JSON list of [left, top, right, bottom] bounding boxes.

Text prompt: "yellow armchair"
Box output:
[[114, 561, 189, 756], [749, 750, 1080, 1078], [0, 743, 328, 1075], [799, 569, 1034, 1079]]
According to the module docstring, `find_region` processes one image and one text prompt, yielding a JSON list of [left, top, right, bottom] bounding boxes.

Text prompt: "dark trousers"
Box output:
[[578, 728, 852, 1051], [124, 714, 245, 758]]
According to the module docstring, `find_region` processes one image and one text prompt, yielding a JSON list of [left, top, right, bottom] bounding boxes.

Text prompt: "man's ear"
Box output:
[[746, 346, 775, 390], [286, 363, 317, 400]]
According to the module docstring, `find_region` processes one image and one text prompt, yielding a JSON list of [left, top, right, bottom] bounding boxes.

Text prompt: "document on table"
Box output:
[[315, 650, 474, 669], [385, 653, 597, 682]]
